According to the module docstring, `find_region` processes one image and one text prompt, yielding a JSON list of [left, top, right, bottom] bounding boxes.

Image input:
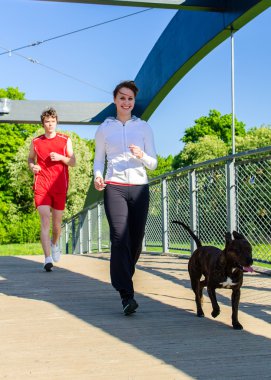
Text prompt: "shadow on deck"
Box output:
[[0, 253, 270, 379]]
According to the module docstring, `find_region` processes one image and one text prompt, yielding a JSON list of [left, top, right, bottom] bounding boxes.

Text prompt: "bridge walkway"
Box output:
[[0, 253, 270, 379]]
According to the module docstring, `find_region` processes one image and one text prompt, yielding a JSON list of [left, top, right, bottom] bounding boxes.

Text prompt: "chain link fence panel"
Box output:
[[167, 173, 190, 253], [145, 180, 163, 252], [196, 166, 227, 248], [235, 156, 271, 262], [61, 147, 271, 265]]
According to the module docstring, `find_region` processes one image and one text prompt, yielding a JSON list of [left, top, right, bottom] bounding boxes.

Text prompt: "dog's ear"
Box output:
[[224, 232, 232, 251], [233, 231, 246, 240], [225, 232, 232, 242]]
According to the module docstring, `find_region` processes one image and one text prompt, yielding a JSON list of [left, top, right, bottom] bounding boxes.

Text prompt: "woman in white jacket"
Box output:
[[94, 80, 157, 315]]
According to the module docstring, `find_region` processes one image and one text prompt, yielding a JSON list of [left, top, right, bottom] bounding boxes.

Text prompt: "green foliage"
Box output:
[[171, 110, 271, 170], [0, 87, 25, 100], [172, 122, 271, 170], [1, 139, 40, 243], [147, 154, 173, 179], [63, 131, 93, 219], [8, 133, 36, 213], [0, 199, 41, 244], [0, 87, 39, 197], [172, 135, 228, 169], [9, 210, 40, 244], [0, 243, 43, 256], [235, 125, 271, 152], [0, 87, 41, 244], [182, 109, 246, 145]]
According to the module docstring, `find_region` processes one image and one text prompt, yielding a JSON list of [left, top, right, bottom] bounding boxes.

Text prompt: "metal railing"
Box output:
[[61, 146, 271, 264]]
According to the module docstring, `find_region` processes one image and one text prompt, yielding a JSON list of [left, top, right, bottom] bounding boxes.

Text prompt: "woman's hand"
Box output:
[[128, 144, 143, 159], [94, 177, 106, 191]]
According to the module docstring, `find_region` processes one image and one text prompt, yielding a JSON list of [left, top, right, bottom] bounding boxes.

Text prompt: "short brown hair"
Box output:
[[113, 80, 139, 98], [40, 107, 58, 124]]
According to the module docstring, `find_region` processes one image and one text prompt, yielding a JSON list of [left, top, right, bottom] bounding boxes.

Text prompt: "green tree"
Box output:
[[0, 87, 40, 243], [182, 109, 246, 145], [0, 87, 25, 100], [172, 135, 228, 169], [0, 87, 39, 197], [235, 125, 271, 152], [147, 154, 173, 179], [65, 132, 94, 218]]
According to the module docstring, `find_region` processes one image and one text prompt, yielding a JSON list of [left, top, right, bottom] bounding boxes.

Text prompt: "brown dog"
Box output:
[[172, 221, 253, 330]]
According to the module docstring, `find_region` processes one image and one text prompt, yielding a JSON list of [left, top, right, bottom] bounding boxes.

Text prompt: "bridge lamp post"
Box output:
[[231, 28, 235, 155]]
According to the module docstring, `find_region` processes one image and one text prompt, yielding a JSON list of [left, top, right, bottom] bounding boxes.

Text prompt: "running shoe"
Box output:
[[51, 242, 61, 262], [122, 298, 138, 316]]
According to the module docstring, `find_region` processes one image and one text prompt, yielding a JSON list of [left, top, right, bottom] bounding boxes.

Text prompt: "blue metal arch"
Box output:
[[91, 0, 271, 122]]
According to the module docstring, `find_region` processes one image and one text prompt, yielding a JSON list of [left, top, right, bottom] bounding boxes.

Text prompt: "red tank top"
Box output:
[[33, 133, 69, 193]]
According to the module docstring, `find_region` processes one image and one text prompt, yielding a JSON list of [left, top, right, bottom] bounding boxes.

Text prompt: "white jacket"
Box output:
[[94, 116, 157, 185]]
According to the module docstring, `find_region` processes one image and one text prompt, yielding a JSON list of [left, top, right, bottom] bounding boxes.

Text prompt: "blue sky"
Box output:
[[1, 0, 271, 157]]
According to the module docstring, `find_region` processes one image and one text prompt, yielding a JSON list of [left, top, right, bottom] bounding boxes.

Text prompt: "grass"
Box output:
[[0, 243, 43, 256], [254, 261, 271, 270]]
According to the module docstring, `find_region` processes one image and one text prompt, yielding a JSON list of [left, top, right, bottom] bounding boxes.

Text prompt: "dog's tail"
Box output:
[[172, 221, 202, 248]]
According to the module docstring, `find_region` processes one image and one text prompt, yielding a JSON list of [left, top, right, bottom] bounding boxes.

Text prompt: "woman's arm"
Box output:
[[139, 124, 158, 170], [93, 126, 106, 179]]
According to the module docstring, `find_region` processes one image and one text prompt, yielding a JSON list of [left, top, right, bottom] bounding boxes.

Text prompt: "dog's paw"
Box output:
[[233, 322, 243, 330], [197, 311, 205, 318], [211, 309, 220, 318]]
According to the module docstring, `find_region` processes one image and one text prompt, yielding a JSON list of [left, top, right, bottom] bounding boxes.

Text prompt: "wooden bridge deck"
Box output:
[[0, 253, 270, 379]]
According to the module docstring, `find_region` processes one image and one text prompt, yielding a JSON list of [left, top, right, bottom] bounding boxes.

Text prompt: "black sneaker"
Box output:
[[122, 298, 138, 316], [44, 262, 53, 272]]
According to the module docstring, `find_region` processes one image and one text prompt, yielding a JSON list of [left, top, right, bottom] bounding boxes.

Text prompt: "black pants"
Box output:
[[104, 184, 149, 299]]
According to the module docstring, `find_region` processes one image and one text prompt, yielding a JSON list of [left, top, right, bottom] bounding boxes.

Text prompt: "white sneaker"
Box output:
[[51, 242, 61, 262]]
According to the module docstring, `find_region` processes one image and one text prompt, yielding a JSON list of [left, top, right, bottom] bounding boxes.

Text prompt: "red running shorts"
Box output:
[[34, 190, 66, 211]]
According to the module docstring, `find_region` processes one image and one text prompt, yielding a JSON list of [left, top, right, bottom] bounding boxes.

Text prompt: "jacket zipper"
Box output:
[[122, 121, 130, 184]]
